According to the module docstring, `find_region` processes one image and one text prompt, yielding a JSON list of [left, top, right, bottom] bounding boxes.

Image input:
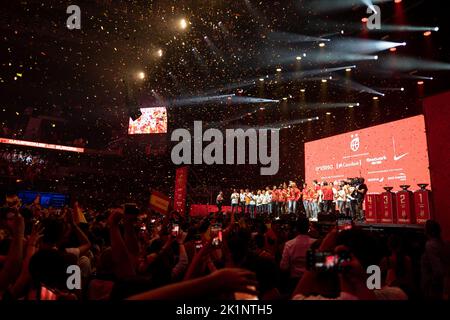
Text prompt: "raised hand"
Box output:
[[108, 208, 124, 227], [209, 268, 258, 295]]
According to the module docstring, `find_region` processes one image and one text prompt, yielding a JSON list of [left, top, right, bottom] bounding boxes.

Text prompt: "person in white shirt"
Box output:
[[248, 191, 255, 219], [230, 189, 239, 214], [239, 189, 246, 214], [261, 189, 268, 214], [256, 190, 263, 215], [265, 187, 273, 216], [336, 185, 347, 214]]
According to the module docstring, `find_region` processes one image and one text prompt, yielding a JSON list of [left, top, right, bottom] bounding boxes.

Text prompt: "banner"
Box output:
[[149, 190, 170, 215], [173, 166, 189, 215]]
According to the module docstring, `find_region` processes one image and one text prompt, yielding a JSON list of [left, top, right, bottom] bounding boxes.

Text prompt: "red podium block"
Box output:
[[414, 184, 433, 224], [365, 194, 379, 223], [378, 188, 397, 224], [396, 186, 416, 224]]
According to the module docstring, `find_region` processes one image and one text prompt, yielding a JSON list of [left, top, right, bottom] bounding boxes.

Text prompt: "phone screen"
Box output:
[[195, 239, 203, 252], [171, 224, 179, 237], [234, 286, 258, 300], [40, 286, 58, 300], [211, 226, 222, 247], [337, 218, 353, 232]]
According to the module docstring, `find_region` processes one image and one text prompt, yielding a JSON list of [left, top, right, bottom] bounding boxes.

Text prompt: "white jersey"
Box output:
[[261, 193, 268, 205], [231, 192, 239, 204], [239, 193, 246, 203], [248, 193, 255, 205], [266, 191, 272, 203], [256, 195, 263, 206]]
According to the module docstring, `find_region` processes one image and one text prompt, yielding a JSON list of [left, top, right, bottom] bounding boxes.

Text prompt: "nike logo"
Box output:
[[394, 153, 408, 161]]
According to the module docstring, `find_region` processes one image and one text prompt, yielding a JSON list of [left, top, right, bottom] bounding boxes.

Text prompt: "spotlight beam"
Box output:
[[228, 96, 279, 104], [334, 76, 385, 96], [169, 94, 235, 107], [269, 32, 331, 43]]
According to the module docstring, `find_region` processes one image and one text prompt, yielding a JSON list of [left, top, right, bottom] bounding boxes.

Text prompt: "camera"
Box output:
[[306, 249, 351, 272]]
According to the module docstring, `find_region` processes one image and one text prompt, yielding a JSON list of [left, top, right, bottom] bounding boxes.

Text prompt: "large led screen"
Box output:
[[305, 115, 431, 193], [128, 107, 168, 134]]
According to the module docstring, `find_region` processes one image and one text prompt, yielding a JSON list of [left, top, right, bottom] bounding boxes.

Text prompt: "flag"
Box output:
[[149, 191, 170, 215]]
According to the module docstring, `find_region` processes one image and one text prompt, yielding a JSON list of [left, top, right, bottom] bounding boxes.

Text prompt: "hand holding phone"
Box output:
[[171, 224, 179, 237], [210, 225, 222, 247], [337, 217, 353, 232]]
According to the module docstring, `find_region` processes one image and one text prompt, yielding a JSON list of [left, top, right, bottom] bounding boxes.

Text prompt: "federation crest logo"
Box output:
[[350, 134, 360, 152]]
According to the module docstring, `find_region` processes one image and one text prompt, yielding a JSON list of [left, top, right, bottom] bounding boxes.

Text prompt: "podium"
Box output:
[[396, 186, 416, 224], [378, 187, 397, 224], [365, 194, 379, 223], [414, 184, 433, 224]]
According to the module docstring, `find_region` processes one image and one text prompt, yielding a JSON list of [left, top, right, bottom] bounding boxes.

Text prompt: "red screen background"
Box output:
[[305, 115, 431, 193]]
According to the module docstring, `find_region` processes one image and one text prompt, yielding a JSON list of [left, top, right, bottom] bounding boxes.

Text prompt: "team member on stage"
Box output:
[[265, 187, 272, 215], [302, 183, 312, 218], [281, 183, 289, 215], [287, 185, 296, 214], [249, 191, 256, 219], [321, 182, 334, 214], [292, 183, 301, 215], [245, 189, 251, 215], [335, 184, 347, 214], [355, 178, 368, 221], [277, 184, 284, 216], [256, 190, 263, 215], [216, 191, 224, 214], [310, 180, 319, 218], [261, 187, 268, 214], [239, 189, 246, 214], [271, 185, 279, 217], [231, 189, 239, 214], [346, 182, 357, 218]]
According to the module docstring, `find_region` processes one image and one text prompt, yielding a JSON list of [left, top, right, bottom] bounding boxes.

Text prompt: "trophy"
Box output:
[[414, 184, 432, 223], [397, 185, 414, 224]]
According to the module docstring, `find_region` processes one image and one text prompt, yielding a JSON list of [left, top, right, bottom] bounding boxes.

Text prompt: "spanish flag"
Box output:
[[149, 191, 170, 215]]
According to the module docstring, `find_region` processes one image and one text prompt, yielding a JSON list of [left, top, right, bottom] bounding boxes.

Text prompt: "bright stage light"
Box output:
[[346, 68, 352, 72], [276, 68, 282, 72], [394, 0, 402, 3], [417, 81, 424, 85], [321, 79, 327, 83], [296, 56, 302, 61], [390, 47, 397, 52], [157, 49, 163, 57], [424, 31, 432, 37], [374, 55, 379, 60], [259, 78, 264, 82], [434, 27, 439, 32], [137, 71, 146, 80], [300, 89, 306, 93], [373, 96, 379, 100], [319, 42, 326, 48], [349, 105, 354, 108], [326, 112, 331, 115], [401, 87, 405, 91], [179, 18, 188, 30]]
